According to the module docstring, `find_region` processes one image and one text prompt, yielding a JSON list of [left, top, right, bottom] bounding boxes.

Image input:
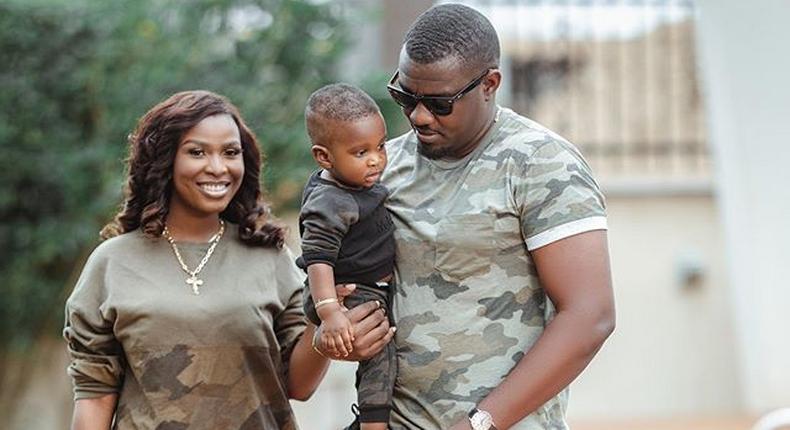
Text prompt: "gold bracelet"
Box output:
[[314, 297, 339, 310], [311, 328, 327, 358]]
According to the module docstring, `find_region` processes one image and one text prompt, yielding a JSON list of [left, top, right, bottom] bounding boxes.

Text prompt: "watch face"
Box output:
[[470, 409, 493, 430]]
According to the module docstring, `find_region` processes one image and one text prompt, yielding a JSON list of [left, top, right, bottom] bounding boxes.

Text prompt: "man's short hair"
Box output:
[[403, 3, 500, 70], [305, 83, 380, 146]]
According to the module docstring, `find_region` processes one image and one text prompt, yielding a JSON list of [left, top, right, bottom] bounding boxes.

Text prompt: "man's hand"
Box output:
[[334, 283, 357, 309]]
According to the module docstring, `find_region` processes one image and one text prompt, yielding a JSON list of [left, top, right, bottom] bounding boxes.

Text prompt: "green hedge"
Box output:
[[0, 0, 399, 352]]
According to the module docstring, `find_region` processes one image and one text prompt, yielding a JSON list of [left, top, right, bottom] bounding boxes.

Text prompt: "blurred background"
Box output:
[[1, 0, 788, 429]]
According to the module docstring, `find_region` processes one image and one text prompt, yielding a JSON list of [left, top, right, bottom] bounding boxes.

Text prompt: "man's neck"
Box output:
[[446, 105, 499, 160]]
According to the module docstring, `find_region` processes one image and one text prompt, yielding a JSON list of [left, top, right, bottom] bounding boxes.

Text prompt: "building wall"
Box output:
[[567, 192, 740, 419], [696, 0, 790, 413]]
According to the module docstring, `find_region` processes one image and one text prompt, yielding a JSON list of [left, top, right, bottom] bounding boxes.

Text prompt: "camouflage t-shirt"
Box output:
[[381, 107, 607, 429], [63, 226, 306, 429]]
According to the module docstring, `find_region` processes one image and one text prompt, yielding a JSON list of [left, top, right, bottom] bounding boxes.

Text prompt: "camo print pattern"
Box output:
[[304, 283, 396, 422], [112, 345, 297, 429], [64, 227, 306, 429], [342, 284, 397, 422], [380, 108, 606, 429]]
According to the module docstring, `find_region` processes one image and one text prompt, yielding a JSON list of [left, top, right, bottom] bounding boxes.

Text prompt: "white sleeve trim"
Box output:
[[526, 216, 608, 251]]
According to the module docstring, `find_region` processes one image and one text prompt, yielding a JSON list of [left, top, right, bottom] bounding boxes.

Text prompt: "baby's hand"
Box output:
[[321, 310, 355, 357]]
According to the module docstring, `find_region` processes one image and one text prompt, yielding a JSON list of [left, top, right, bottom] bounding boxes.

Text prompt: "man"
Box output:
[[379, 4, 615, 429]]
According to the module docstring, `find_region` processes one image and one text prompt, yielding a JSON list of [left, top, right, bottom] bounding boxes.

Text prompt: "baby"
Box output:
[[297, 83, 396, 430]]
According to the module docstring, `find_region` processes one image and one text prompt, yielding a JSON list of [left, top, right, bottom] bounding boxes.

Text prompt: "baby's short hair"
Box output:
[[305, 83, 381, 146]]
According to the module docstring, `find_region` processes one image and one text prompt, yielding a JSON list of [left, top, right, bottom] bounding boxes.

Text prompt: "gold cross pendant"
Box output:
[[186, 275, 203, 295]]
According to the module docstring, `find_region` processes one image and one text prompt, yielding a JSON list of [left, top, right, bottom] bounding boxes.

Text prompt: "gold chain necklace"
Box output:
[[162, 220, 225, 295]]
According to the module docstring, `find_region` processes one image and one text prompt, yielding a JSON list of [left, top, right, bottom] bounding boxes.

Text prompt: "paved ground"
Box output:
[[570, 416, 759, 430]]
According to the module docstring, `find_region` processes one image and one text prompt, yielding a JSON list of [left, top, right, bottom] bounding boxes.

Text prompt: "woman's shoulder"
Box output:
[[225, 232, 305, 297], [223, 224, 281, 256], [68, 230, 152, 303], [87, 229, 154, 265], [228, 231, 295, 263]]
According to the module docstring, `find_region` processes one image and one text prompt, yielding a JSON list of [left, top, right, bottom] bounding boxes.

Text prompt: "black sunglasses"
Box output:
[[387, 68, 491, 116]]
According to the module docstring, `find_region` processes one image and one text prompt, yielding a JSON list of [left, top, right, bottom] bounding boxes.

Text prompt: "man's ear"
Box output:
[[482, 69, 502, 98], [311, 145, 333, 169]]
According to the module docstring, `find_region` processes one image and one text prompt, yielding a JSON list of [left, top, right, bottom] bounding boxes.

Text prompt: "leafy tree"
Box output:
[[0, 0, 355, 361]]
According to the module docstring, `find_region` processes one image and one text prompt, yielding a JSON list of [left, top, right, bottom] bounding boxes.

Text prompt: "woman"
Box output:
[[64, 90, 390, 429]]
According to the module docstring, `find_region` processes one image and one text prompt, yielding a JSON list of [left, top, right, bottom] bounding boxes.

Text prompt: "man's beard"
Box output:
[[417, 141, 455, 160]]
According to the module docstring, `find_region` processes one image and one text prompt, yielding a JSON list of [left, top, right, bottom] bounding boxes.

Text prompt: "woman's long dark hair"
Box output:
[[101, 90, 285, 248]]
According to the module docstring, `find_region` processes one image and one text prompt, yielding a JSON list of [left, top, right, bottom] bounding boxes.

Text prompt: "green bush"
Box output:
[[0, 0, 360, 352]]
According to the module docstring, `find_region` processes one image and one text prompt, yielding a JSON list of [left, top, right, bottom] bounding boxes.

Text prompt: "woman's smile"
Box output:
[[197, 181, 233, 198]]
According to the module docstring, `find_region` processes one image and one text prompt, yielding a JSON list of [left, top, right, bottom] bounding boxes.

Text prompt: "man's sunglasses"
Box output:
[[387, 68, 492, 116]]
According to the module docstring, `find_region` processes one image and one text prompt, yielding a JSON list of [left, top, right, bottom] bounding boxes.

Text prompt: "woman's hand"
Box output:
[[315, 291, 395, 361]]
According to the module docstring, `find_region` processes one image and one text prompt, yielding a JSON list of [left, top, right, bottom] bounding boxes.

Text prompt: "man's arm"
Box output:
[[451, 229, 615, 430]]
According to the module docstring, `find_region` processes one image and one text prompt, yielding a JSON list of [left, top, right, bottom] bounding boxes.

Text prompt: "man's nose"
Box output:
[[408, 102, 434, 127]]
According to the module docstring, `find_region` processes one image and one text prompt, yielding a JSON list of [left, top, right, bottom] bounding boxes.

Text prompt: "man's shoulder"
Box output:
[[387, 131, 414, 147], [381, 132, 418, 189], [491, 107, 586, 164], [386, 131, 417, 162]]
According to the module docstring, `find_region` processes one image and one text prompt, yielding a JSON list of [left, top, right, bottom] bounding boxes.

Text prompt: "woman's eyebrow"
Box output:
[[181, 139, 241, 146]]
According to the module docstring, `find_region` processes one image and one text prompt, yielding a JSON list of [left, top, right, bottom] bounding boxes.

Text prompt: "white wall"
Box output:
[[567, 194, 740, 420], [695, 0, 790, 413]]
